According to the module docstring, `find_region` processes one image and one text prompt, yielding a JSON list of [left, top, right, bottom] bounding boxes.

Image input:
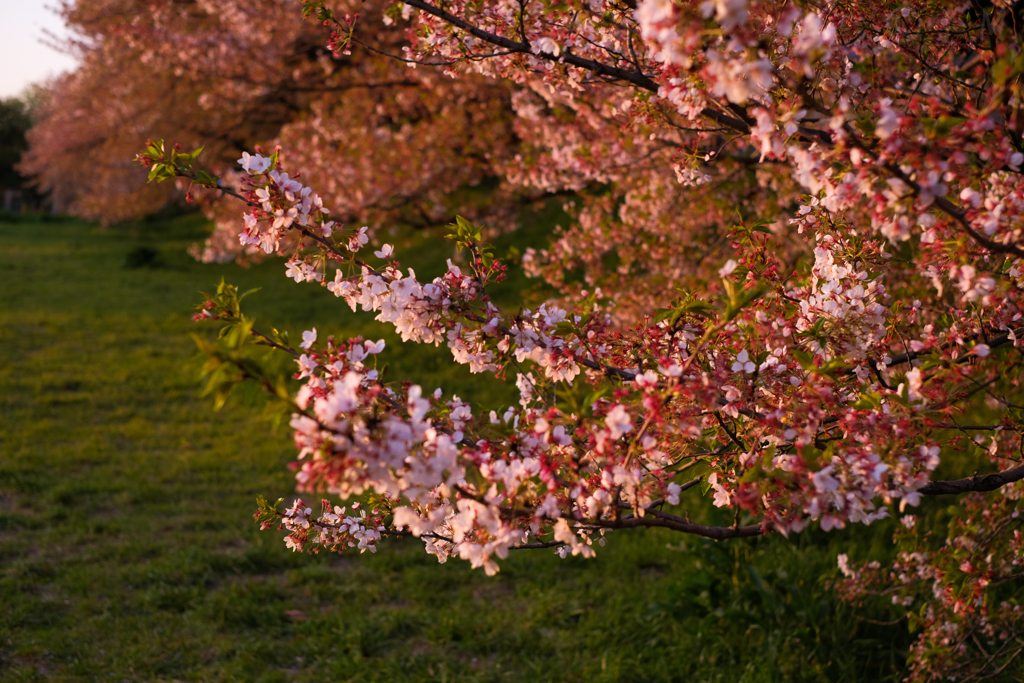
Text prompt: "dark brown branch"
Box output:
[[512, 539, 564, 550], [402, 0, 658, 90], [249, 326, 300, 357], [456, 484, 767, 541], [575, 354, 638, 380], [677, 476, 704, 493], [592, 514, 768, 540], [920, 463, 1024, 495], [400, 0, 751, 135], [839, 326, 1021, 378], [714, 411, 748, 451], [937, 423, 1020, 432]]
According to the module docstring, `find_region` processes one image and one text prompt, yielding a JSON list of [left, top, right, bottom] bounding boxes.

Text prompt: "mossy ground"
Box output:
[[1, 212, 911, 682]]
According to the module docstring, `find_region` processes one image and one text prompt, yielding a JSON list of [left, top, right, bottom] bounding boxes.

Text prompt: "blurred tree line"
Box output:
[[1, 87, 48, 211]]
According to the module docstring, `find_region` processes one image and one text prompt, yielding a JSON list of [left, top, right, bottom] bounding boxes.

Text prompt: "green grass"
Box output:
[[0, 211, 913, 682]]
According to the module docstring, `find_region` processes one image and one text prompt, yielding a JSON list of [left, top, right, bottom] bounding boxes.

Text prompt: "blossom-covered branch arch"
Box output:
[[124, 0, 1024, 678]]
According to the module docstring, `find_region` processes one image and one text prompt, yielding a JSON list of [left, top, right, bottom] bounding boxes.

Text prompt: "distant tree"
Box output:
[[0, 97, 31, 191], [18, 83, 50, 121]]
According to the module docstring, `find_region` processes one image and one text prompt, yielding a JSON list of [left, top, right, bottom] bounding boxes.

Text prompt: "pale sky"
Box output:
[[0, 1, 81, 98]]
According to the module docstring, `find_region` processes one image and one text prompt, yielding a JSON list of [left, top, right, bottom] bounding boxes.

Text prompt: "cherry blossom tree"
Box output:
[[21, 0, 517, 239], [85, 0, 1024, 678]]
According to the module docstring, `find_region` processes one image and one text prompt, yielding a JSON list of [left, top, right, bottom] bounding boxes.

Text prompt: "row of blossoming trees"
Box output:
[[21, 0, 518, 238], [29, 0, 1024, 678]]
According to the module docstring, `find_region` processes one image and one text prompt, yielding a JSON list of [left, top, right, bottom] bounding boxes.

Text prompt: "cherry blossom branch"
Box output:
[[402, 0, 660, 89], [249, 327, 300, 357], [400, 0, 754, 134]]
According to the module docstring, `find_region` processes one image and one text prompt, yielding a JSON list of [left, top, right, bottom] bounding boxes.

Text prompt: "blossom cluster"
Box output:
[[212, 148, 1017, 580], [836, 489, 1024, 681]]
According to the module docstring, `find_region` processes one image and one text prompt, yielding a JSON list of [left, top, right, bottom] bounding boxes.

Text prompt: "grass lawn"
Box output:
[[0, 211, 913, 682]]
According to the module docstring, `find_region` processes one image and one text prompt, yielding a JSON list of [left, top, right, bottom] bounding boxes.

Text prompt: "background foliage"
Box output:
[[0, 99, 32, 191]]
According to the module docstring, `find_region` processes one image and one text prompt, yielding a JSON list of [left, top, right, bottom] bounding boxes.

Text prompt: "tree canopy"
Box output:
[[25, 0, 1024, 679]]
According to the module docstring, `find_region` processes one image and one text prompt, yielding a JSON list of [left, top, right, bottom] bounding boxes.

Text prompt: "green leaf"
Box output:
[[723, 283, 768, 322], [791, 349, 815, 370], [816, 359, 847, 376], [196, 170, 219, 187], [700, 475, 713, 496], [852, 391, 883, 410], [464, 464, 489, 493], [553, 320, 577, 336]]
